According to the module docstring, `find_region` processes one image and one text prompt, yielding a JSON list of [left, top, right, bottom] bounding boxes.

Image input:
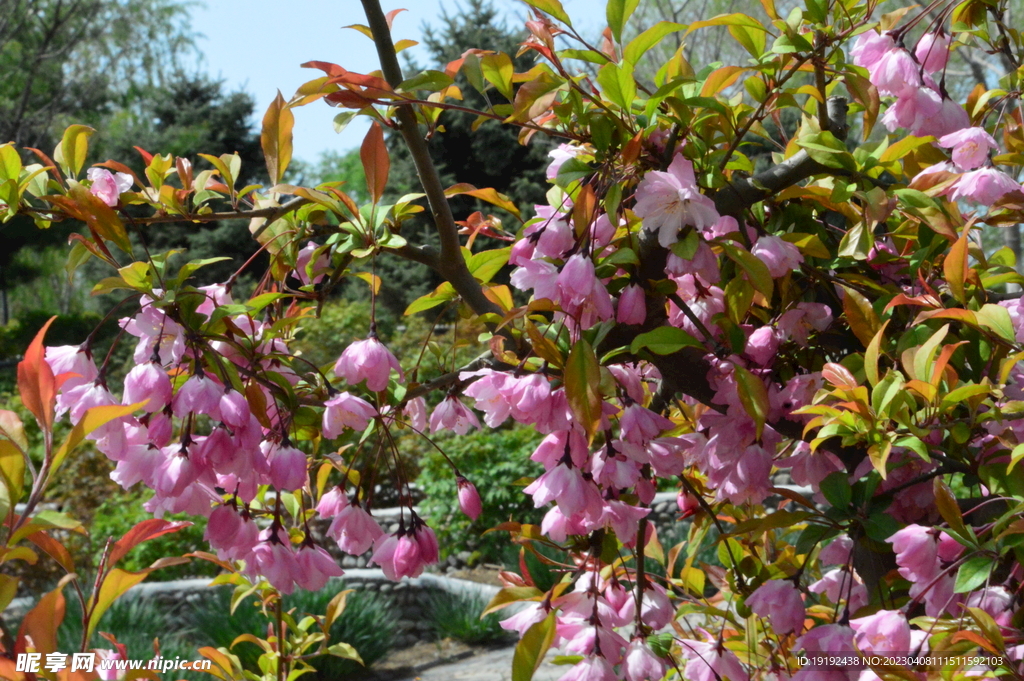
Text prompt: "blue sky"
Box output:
[[193, 0, 603, 164]]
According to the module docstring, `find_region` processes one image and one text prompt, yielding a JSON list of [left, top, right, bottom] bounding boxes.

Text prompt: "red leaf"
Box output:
[[385, 8, 407, 29], [360, 122, 390, 204], [28, 531, 75, 573], [107, 518, 193, 567], [301, 60, 346, 77], [17, 317, 57, 430], [16, 584, 65, 655], [26, 147, 64, 185], [822, 362, 858, 390], [326, 90, 374, 109], [133, 145, 154, 165]]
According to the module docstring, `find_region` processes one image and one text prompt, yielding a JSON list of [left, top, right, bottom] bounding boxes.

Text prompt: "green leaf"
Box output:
[[879, 135, 935, 164], [56, 124, 95, 178], [86, 568, 150, 641], [261, 92, 294, 186], [466, 248, 511, 283], [554, 157, 593, 188], [842, 286, 880, 348], [512, 613, 557, 681], [327, 642, 364, 664], [481, 53, 515, 100], [629, 327, 703, 355], [523, 0, 572, 25], [720, 241, 773, 299], [976, 304, 1016, 342], [596, 62, 637, 110], [405, 282, 457, 315], [954, 554, 995, 593], [606, 0, 641, 42], [819, 471, 852, 509], [733, 364, 769, 438], [564, 340, 603, 438], [399, 70, 454, 92], [623, 22, 687, 65]]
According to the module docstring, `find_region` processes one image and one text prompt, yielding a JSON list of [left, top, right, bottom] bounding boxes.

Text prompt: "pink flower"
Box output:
[[499, 602, 549, 636], [938, 127, 998, 171], [950, 167, 1020, 205], [872, 48, 922, 97], [915, 32, 951, 73], [620, 403, 673, 445], [618, 583, 674, 630], [624, 640, 667, 681], [86, 168, 133, 206], [851, 610, 911, 654], [665, 239, 720, 283], [677, 489, 701, 517], [745, 326, 779, 366], [430, 396, 480, 435], [268, 443, 307, 491], [557, 253, 615, 324], [323, 391, 377, 438], [887, 524, 938, 583], [795, 624, 856, 656], [295, 241, 330, 285], [46, 344, 97, 389], [556, 655, 617, 681], [808, 568, 868, 614], [328, 504, 384, 555], [746, 579, 805, 634], [317, 486, 349, 518], [778, 302, 833, 345], [250, 529, 298, 594], [881, 86, 942, 133], [964, 587, 1014, 627], [511, 258, 560, 301], [524, 463, 603, 519], [679, 639, 749, 681], [617, 284, 647, 325], [172, 373, 222, 418], [752, 235, 803, 278], [850, 30, 895, 69], [916, 96, 971, 138], [634, 155, 719, 247], [405, 396, 427, 431], [219, 390, 251, 428], [818, 536, 853, 566], [205, 505, 257, 560], [293, 543, 344, 591], [334, 336, 403, 391], [123, 362, 172, 412], [547, 143, 583, 180], [371, 519, 438, 580], [456, 476, 483, 520]]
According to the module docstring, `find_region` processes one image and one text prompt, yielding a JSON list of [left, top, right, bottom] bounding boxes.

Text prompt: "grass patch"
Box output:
[[424, 589, 512, 645]]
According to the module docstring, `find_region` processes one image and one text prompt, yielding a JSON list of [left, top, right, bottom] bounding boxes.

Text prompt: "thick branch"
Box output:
[[360, 0, 500, 319]]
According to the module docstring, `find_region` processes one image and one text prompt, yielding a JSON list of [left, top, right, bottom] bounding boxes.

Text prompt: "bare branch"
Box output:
[[360, 0, 501, 320]]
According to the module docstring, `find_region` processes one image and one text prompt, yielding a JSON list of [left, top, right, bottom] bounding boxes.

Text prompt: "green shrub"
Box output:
[[189, 585, 396, 679], [56, 596, 204, 680], [424, 589, 511, 645], [416, 425, 545, 565]]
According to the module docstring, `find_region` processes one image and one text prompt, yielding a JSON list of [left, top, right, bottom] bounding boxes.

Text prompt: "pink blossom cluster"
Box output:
[[851, 29, 1023, 205]]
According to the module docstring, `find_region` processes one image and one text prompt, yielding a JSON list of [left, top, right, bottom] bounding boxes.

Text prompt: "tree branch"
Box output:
[[360, 0, 501, 320]]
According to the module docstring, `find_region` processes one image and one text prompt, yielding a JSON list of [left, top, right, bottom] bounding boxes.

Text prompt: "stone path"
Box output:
[[392, 645, 564, 681]]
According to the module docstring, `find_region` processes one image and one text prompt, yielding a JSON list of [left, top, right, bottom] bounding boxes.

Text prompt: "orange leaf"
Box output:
[[944, 227, 970, 304], [822, 362, 858, 390], [360, 122, 390, 204], [107, 518, 193, 567], [17, 317, 57, 431], [16, 583, 65, 655], [28, 531, 74, 573]]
